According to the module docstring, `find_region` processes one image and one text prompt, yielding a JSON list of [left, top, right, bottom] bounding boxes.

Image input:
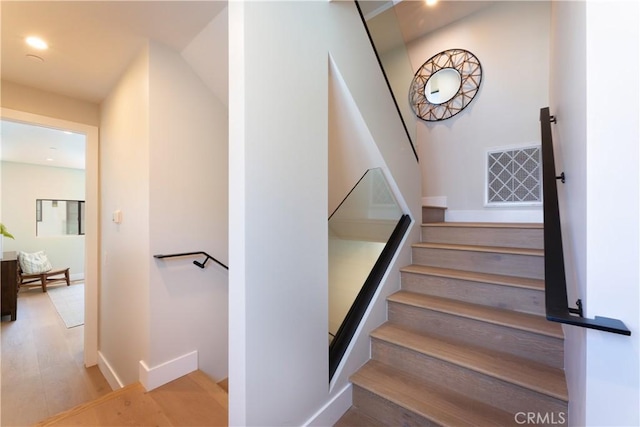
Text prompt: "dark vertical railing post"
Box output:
[[539, 107, 630, 336], [540, 107, 569, 315]]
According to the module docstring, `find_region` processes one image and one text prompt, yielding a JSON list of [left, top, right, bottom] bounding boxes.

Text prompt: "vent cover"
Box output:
[[486, 145, 542, 205]]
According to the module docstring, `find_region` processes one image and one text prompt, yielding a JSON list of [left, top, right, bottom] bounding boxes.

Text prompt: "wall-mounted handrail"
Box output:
[[154, 251, 228, 270], [540, 107, 630, 336]]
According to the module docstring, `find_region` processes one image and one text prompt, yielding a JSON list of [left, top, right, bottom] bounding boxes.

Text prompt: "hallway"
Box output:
[[1, 287, 110, 426]]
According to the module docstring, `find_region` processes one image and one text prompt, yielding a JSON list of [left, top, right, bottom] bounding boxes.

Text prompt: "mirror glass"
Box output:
[[425, 68, 461, 104], [36, 199, 85, 236]]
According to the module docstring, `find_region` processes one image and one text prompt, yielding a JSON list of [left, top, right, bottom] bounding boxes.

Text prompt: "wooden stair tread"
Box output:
[[423, 222, 543, 229], [183, 370, 229, 410], [372, 323, 568, 402], [35, 383, 158, 426], [217, 377, 229, 393], [413, 242, 544, 256], [401, 264, 545, 290], [334, 408, 386, 427], [388, 291, 563, 338], [36, 371, 228, 427], [146, 371, 227, 426], [351, 360, 515, 427]]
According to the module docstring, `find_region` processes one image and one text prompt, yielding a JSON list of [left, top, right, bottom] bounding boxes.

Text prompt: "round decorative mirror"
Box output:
[[409, 49, 482, 122], [425, 68, 462, 104]]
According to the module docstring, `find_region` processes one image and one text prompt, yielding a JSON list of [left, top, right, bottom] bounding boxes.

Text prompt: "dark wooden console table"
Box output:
[[1, 251, 18, 321]]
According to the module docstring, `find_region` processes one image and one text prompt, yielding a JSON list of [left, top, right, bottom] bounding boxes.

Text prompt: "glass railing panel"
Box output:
[[356, 1, 418, 157], [328, 168, 403, 344]]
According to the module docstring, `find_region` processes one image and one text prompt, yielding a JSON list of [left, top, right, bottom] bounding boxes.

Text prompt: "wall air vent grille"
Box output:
[[486, 145, 542, 205]]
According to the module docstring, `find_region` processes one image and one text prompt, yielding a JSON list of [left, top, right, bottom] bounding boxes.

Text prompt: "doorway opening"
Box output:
[[1, 109, 98, 363]]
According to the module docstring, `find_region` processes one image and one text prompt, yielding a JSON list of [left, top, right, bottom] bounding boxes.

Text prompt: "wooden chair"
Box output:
[[18, 263, 70, 293]]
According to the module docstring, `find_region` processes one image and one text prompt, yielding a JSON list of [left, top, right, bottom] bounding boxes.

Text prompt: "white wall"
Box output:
[[407, 1, 550, 221], [369, 8, 418, 149], [584, 2, 639, 426], [328, 54, 413, 221], [549, 2, 587, 425], [380, 45, 418, 152], [328, 57, 385, 215], [1, 80, 100, 127], [99, 46, 151, 386], [229, 1, 420, 425], [148, 40, 229, 382], [1, 161, 85, 278], [100, 36, 229, 388], [181, 6, 229, 108]]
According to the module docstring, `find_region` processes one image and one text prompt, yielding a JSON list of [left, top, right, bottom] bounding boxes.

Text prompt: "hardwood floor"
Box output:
[[36, 371, 228, 426], [1, 285, 111, 426]]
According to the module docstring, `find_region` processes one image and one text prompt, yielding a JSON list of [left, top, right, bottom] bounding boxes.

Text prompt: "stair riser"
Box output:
[[352, 386, 436, 427], [422, 226, 543, 249], [401, 272, 545, 315], [372, 339, 568, 419], [388, 302, 564, 368], [412, 247, 544, 279], [422, 207, 445, 224]]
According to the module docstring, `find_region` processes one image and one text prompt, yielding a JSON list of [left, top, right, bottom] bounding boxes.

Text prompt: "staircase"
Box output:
[[336, 207, 568, 426], [36, 370, 228, 426]]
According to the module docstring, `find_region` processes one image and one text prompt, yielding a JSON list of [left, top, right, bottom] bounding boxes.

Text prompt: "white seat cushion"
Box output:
[[18, 251, 53, 274]]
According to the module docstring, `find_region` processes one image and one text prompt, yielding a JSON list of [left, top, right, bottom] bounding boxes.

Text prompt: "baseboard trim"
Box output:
[[422, 196, 447, 207], [98, 351, 124, 391], [303, 383, 352, 426], [445, 209, 543, 223], [139, 350, 198, 391], [70, 272, 84, 281]]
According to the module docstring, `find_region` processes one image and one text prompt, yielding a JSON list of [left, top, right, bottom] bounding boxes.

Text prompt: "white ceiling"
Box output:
[[1, 1, 227, 169], [1, 1, 227, 103], [1, 119, 86, 170], [362, 0, 496, 53]]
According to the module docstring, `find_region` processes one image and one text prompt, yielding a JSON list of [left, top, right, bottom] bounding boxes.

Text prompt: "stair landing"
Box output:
[[36, 370, 228, 426]]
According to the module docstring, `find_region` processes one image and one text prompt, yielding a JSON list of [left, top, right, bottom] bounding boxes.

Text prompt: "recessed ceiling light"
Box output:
[[426, 0, 438, 6], [46, 158, 54, 162], [26, 36, 48, 50]]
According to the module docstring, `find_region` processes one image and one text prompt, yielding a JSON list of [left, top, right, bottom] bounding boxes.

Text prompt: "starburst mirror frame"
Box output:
[[409, 49, 482, 122]]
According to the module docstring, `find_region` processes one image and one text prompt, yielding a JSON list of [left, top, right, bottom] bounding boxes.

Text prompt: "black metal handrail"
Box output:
[[154, 251, 228, 270], [540, 107, 630, 336]]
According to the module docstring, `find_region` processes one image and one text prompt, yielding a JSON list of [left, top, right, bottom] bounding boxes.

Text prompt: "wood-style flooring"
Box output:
[[1, 285, 111, 426], [36, 370, 228, 426]]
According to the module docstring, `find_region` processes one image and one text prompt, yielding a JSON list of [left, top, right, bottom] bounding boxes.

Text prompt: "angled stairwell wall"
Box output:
[[228, 1, 420, 425], [100, 37, 229, 389]]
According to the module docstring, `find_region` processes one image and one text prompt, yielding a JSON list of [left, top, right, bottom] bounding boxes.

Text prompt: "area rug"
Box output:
[[47, 283, 84, 328]]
